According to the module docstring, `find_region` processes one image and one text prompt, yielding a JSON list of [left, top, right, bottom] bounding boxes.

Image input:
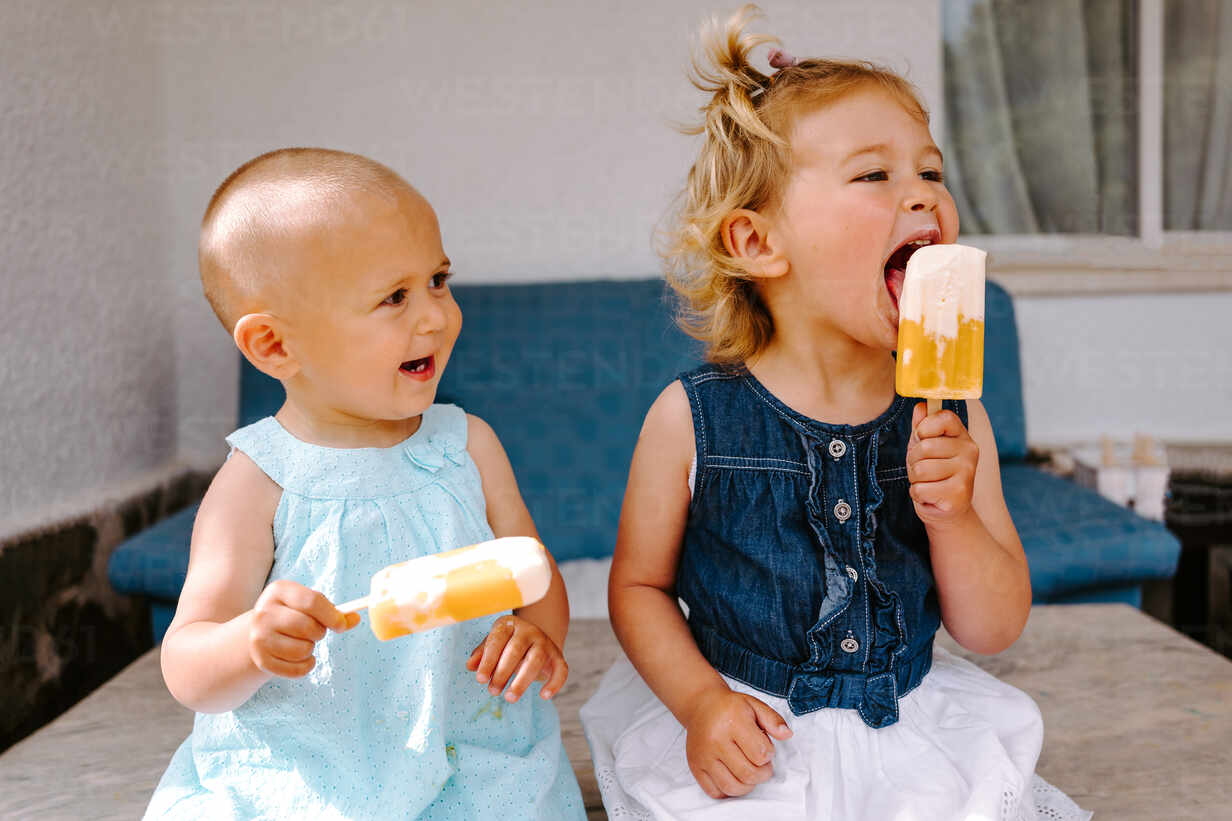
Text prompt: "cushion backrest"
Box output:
[[983, 279, 1027, 462], [437, 279, 702, 560], [237, 278, 1026, 560]]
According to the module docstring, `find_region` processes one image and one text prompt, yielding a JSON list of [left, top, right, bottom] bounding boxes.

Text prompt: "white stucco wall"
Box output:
[[2, 0, 1228, 540], [1, 4, 177, 535], [1016, 292, 1232, 447], [158, 0, 943, 466]]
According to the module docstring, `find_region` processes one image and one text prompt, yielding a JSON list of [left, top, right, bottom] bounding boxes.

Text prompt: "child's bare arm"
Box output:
[[609, 383, 721, 717], [610, 383, 791, 799], [907, 398, 1032, 654], [466, 414, 570, 700], [159, 451, 356, 713]]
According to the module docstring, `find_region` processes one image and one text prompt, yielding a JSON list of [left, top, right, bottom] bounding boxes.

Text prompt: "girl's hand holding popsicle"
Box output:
[[335, 536, 562, 700], [896, 242, 986, 529], [249, 580, 360, 678], [906, 404, 980, 528]]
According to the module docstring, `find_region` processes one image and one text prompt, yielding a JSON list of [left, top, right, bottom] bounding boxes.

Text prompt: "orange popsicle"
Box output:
[[337, 537, 552, 641], [895, 243, 986, 414]]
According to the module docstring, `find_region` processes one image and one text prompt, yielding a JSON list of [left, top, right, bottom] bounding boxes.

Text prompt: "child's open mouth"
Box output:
[[883, 234, 938, 314], [399, 355, 435, 381]]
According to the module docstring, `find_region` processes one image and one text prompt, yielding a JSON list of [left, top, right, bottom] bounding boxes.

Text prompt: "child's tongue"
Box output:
[[885, 266, 906, 312]]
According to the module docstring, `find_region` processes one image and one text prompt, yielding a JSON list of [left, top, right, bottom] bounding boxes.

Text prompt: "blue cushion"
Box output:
[[237, 280, 1025, 456], [115, 278, 1159, 615], [107, 502, 196, 601], [1046, 584, 1143, 607], [240, 354, 285, 425], [1002, 463, 1181, 600], [151, 602, 177, 644], [438, 279, 704, 561], [983, 280, 1027, 462]]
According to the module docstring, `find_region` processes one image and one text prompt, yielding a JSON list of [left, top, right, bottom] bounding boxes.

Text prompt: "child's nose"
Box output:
[[902, 180, 938, 213], [415, 298, 447, 334]]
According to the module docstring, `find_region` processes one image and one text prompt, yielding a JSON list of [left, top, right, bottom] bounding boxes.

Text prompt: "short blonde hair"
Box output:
[[199, 147, 410, 332], [663, 5, 930, 364]]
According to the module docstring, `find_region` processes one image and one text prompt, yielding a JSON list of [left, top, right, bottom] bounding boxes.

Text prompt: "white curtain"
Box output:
[[1165, 0, 1232, 230], [942, 0, 1137, 235]]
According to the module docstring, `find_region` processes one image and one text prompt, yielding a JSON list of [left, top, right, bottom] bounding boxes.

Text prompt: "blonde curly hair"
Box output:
[[663, 5, 930, 363]]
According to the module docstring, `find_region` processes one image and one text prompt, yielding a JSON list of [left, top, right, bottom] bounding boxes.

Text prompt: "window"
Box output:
[[1163, 0, 1232, 232], [941, 0, 1232, 293]]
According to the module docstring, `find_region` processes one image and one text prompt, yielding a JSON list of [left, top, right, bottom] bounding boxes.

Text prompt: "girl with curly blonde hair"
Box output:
[[580, 7, 1090, 820]]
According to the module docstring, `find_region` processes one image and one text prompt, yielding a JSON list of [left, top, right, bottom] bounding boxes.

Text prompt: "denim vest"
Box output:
[[677, 364, 968, 729]]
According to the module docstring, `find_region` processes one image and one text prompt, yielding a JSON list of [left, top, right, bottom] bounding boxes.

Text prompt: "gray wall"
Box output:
[[2, 4, 177, 536], [158, 0, 944, 469]]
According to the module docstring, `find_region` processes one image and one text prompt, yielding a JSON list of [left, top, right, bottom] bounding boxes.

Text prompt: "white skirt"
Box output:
[[580, 645, 1092, 821]]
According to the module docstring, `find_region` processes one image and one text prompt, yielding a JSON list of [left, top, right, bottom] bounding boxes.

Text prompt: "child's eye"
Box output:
[[921, 169, 945, 182], [854, 170, 888, 182], [430, 271, 453, 290], [382, 288, 407, 306]]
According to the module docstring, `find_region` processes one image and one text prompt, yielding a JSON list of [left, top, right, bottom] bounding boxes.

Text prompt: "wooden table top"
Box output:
[[2, 604, 1229, 820]]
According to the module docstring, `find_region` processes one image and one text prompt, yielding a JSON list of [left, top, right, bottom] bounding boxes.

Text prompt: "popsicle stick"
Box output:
[[336, 596, 369, 614], [927, 397, 941, 415]]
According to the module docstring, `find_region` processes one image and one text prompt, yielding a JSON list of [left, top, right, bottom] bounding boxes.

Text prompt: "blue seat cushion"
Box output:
[[1002, 463, 1181, 601], [1047, 584, 1142, 608], [112, 278, 1156, 627], [107, 502, 196, 601]]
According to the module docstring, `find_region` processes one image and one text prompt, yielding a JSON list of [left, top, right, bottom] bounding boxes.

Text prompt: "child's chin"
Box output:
[[404, 396, 437, 417]]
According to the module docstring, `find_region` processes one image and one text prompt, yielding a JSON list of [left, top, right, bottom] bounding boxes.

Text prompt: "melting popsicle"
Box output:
[[337, 537, 552, 640], [895, 243, 986, 415]]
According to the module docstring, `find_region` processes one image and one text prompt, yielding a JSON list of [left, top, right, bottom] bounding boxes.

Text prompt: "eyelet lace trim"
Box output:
[[594, 767, 652, 820], [1027, 776, 1094, 820], [594, 768, 1090, 820]]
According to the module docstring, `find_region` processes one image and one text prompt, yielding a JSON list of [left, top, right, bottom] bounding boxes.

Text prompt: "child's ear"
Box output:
[[720, 209, 789, 279], [233, 313, 299, 380]]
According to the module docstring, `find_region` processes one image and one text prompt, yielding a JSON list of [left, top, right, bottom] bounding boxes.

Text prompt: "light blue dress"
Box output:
[[145, 404, 587, 820]]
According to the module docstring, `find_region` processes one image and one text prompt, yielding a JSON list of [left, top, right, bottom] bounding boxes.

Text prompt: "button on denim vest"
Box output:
[[677, 364, 969, 729]]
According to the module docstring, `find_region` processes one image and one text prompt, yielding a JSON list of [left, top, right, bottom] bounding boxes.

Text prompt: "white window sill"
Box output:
[[968, 233, 1232, 296]]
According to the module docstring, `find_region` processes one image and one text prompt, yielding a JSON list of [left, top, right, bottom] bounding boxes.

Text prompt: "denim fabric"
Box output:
[[677, 364, 968, 729]]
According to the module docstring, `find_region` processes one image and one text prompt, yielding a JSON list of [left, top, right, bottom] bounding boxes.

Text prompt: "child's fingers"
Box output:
[[487, 632, 532, 695], [694, 768, 723, 800], [265, 631, 317, 663], [732, 722, 774, 767], [249, 632, 316, 677], [911, 435, 965, 462], [472, 633, 506, 684], [710, 756, 753, 797], [539, 654, 569, 699], [329, 611, 361, 632], [502, 646, 546, 702], [465, 643, 484, 671], [909, 478, 963, 512], [907, 455, 964, 484], [911, 401, 927, 433], [747, 696, 793, 740], [722, 739, 772, 787], [254, 606, 326, 644], [473, 616, 520, 683], [269, 582, 350, 633], [914, 407, 965, 440], [255, 654, 316, 679]]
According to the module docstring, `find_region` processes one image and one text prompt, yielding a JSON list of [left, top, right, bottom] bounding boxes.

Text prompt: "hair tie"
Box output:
[[767, 48, 799, 70]]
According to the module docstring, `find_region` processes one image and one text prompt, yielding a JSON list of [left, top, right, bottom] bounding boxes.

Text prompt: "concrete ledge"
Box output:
[[3, 606, 1230, 819]]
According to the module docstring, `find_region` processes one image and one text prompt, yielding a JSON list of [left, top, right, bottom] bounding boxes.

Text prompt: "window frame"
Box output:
[[950, 0, 1232, 296]]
